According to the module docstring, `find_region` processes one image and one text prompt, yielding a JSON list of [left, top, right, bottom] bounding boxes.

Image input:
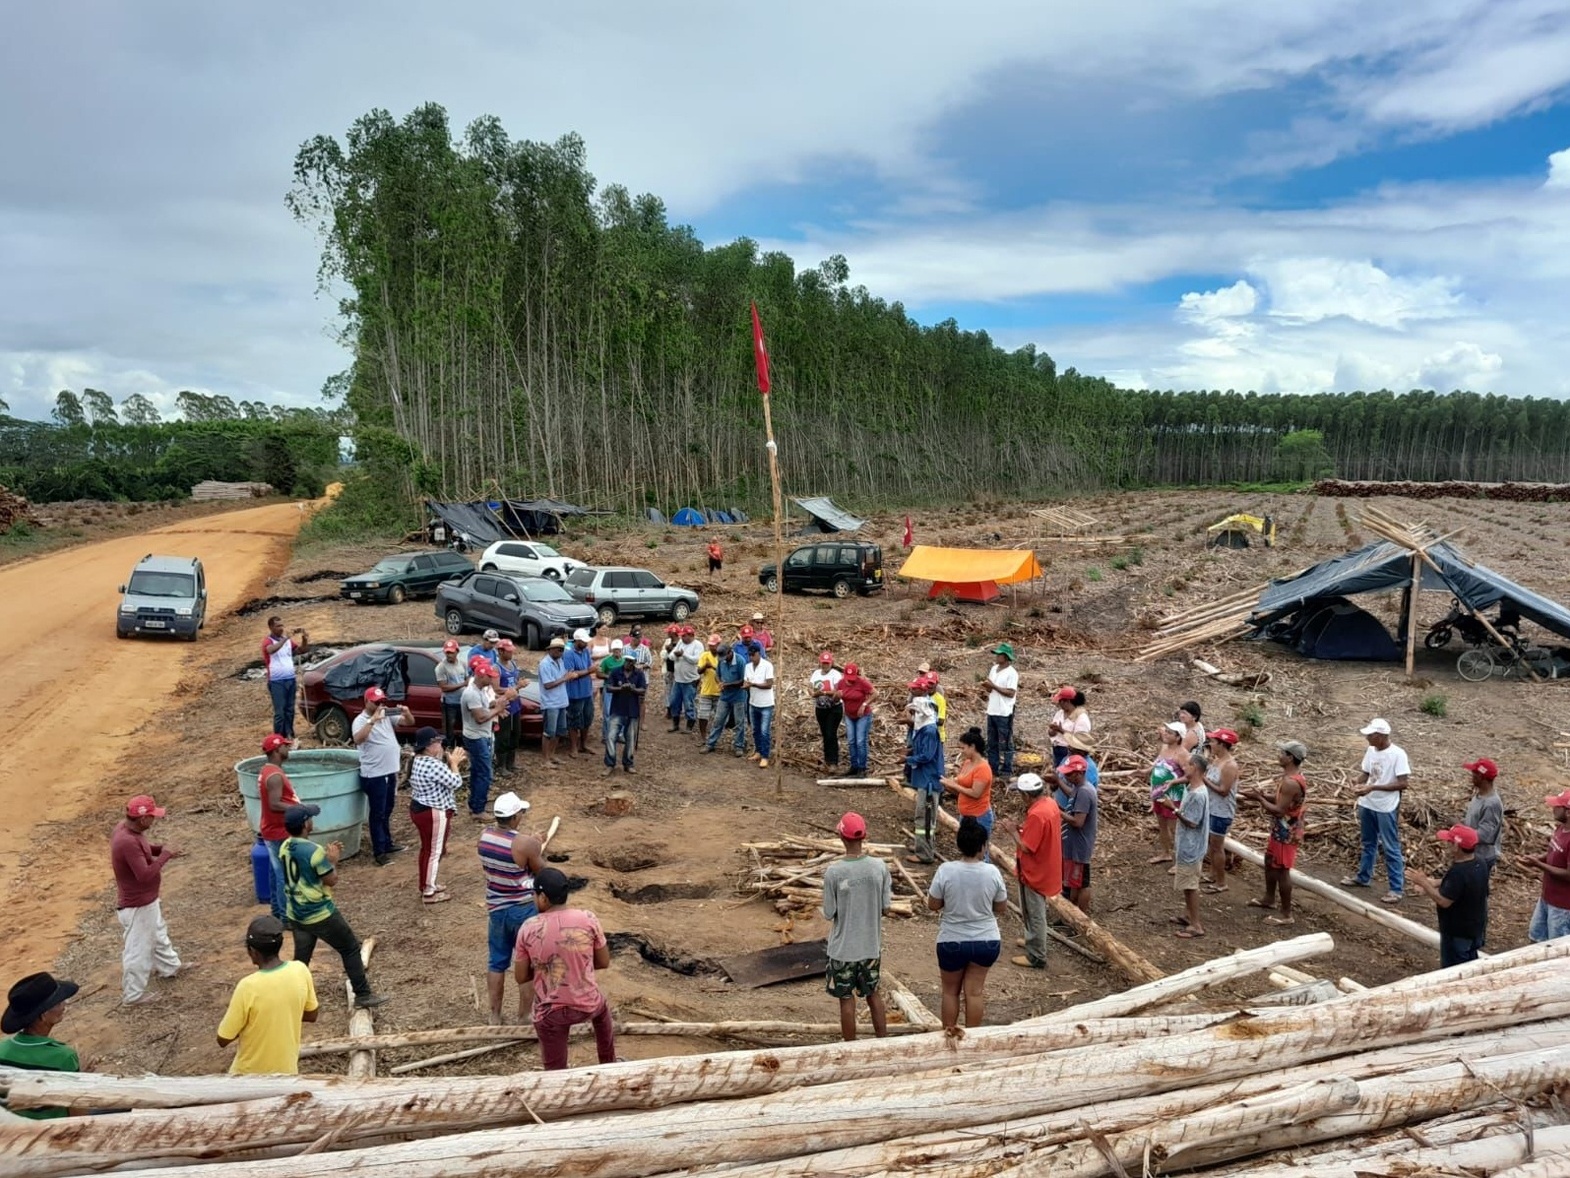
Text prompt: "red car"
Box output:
[[300, 641, 543, 745]]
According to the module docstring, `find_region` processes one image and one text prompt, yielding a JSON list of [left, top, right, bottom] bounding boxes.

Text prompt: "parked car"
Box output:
[[759, 541, 885, 598], [117, 554, 207, 640], [435, 571, 599, 649], [300, 641, 543, 745], [562, 566, 700, 627], [340, 550, 474, 604], [478, 540, 584, 582]]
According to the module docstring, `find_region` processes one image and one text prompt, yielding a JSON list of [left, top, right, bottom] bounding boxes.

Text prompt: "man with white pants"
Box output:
[[111, 794, 194, 1005]]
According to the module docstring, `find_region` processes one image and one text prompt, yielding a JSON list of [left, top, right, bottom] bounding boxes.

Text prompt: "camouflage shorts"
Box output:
[[825, 957, 881, 999]]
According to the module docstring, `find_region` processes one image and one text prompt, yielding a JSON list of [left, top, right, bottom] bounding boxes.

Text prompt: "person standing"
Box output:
[[926, 817, 1007, 1031], [536, 636, 571, 767], [905, 696, 944, 865], [279, 805, 386, 1009], [1244, 741, 1308, 926], [660, 624, 681, 719], [1148, 721, 1190, 866], [1048, 687, 1092, 767], [595, 636, 626, 751], [514, 867, 615, 1070], [112, 794, 191, 1006], [810, 652, 845, 771], [261, 615, 308, 740], [1525, 790, 1570, 943], [744, 641, 777, 770], [352, 687, 411, 867], [436, 640, 469, 750], [215, 915, 318, 1074], [563, 629, 597, 756], [479, 792, 542, 1025], [820, 812, 892, 1041], [0, 972, 80, 1116], [1462, 757, 1504, 873], [695, 634, 722, 745], [1058, 755, 1099, 912], [1001, 772, 1061, 970], [604, 652, 647, 774], [1408, 826, 1489, 968], [408, 726, 463, 904], [495, 639, 525, 775], [750, 611, 774, 652], [462, 659, 515, 819], [670, 626, 703, 732], [985, 643, 1018, 778], [943, 727, 994, 838], [707, 538, 724, 577], [467, 629, 501, 673], [1172, 754, 1212, 939], [257, 734, 301, 921], [1201, 728, 1241, 894], [839, 661, 876, 776], [1176, 701, 1207, 753], [1341, 718, 1409, 905], [704, 638, 751, 756]]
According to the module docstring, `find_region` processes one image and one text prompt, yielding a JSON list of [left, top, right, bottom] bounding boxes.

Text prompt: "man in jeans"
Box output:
[[435, 640, 468, 750], [257, 734, 301, 920], [838, 662, 875, 775], [536, 636, 571, 767], [1341, 718, 1409, 905], [669, 625, 703, 732], [279, 805, 386, 1009], [261, 615, 308, 740], [704, 639, 750, 756], [514, 867, 613, 1070], [1408, 825, 1489, 968], [604, 655, 647, 774], [563, 629, 597, 756], [462, 659, 515, 818], [985, 643, 1018, 778], [352, 687, 411, 866], [1002, 773, 1061, 969], [744, 641, 777, 769]]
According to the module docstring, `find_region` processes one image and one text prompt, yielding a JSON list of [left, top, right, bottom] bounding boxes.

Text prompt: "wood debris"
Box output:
[[739, 834, 924, 918], [0, 484, 38, 535]]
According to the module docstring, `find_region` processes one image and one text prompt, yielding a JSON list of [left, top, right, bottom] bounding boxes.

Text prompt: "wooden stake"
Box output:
[[760, 369, 786, 798], [1404, 550, 1421, 675], [344, 938, 376, 1079]]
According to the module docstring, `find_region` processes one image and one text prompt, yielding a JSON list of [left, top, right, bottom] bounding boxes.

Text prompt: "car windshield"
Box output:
[[520, 580, 573, 603], [533, 544, 562, 558], [368, 559, 409, 575], [127, 571, 195, 598]]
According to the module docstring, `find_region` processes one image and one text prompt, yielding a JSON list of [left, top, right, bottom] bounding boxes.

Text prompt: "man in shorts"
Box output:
[[1525, 789, 1570, 943], [1058, 755, 1098, 912], [820, 812, 891, 1040], [1172, 754, 1211, 939], [695, 634, 722, 745], [536, 636, 571, 767], [478, 792, 540, 1025], [1245, 741, 1308, 926]]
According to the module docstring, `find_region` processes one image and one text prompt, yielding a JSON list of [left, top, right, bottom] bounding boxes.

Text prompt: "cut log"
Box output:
[[345, 938, 376, 1079], [1245, 979, 1342, 1006], [815, 777, 888, 787], [1493, 1154, 1570, 1178], [388, 1040, 526, 1075], [880, 971, 942, 1030], [1211, 1118, 1570, 1177]]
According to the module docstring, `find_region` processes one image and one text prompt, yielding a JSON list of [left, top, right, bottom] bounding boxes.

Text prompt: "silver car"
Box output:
[[563, 566, 700, 627]]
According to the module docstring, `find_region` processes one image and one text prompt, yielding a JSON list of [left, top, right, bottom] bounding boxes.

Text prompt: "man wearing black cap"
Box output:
[[279, 805, 386, 1009], [514, 867, 614, 1069], [0, 972, 80, 1117], [217, 916, 319, 1074]]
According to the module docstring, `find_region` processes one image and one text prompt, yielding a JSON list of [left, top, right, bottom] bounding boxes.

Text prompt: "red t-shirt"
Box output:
[[838, 674, 874, 719], [258, 764, 301, 842], [1545, 828, 1570, 910], [111, 822, 169, 909], [1017, 796, 1063, 898]]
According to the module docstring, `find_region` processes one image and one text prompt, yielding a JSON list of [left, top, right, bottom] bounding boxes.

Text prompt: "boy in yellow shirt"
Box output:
[[695, 634, 723, 745], [217, 915, 318, 1074]]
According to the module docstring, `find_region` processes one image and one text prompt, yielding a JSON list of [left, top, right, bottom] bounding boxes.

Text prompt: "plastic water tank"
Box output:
[[236, 749, 369, 859]]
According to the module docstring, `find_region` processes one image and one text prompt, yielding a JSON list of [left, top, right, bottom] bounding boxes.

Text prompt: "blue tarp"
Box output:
[[671, 507, 705, 527]]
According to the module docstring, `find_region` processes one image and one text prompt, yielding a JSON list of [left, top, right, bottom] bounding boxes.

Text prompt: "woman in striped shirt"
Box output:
[[409, 727, 464, 904]]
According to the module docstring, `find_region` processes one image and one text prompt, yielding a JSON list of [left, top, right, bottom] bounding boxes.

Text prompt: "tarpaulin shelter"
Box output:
[[792, 497, 865, 534], [898, 545, 1043, 603], [426, 497, 592, 545]]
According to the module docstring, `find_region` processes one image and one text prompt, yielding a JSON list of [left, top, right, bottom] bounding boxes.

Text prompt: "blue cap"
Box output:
[[283, 803, 321, 834]]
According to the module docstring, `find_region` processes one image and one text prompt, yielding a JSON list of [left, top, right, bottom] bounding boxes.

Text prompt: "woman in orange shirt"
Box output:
[[943, 727, 995, 838]]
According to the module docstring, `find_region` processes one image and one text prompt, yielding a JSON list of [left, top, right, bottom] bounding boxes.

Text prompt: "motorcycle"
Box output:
[[1425, 601, 1520, 649]]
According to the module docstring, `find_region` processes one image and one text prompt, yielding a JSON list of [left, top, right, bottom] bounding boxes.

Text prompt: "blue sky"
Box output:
[[2, 0, 1569, 419]]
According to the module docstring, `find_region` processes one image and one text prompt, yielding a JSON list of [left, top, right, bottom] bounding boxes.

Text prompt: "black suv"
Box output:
[[340, 550, 474, 604], [759, 542, 884, 597], [434, 571, 599, 649]]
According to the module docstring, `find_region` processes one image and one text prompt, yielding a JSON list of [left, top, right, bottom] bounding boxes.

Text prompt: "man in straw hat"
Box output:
[[0, 971, 81, 1115]]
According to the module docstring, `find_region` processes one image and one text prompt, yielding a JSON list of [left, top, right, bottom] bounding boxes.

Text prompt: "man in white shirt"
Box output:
[[462, 660, 516, 820], [743, 642, 777, 769], [352, 687, 412, 867], [669, 626, 704, 734], [1341, 718, 1410, 904], [985, 642, 1019, 778]]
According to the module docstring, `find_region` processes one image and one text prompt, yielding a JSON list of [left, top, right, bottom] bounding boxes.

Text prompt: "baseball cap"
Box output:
[[262, 733, 290, 753], [1052, 686, 1077, 703], [364, 686, 387, 704], [1015, 772, 1046, 793], [708, 633, 721, 647], [414, 725, 441, 749], [916, 661, 931, 674], [1278, 740, 1309, 763], [836, 812, 867, 839], [751, 611, 765, 622], [1463, 757, 1499, 780], [493, 792, 530, 819], [610, 638, 625, 650], [907, 676, 928, 691], [682, 625, 695, 637], [245, 915, 286, 951], [443, 639, 460, 653], [482, 628, 500, 642], [1207, 728, 1240, 747], [282, 803, 321, 834], [126, 794, 166, 819], [1360, 718, 1392, 736], [739, 624, 754, 638], [1163, 721, 1188, 736], [820, 651, 834, 665], [548, 635, 566, 648], [666, 623, 681, 635], [1059, 755, 1089, 775], [844, 662, 860, 676], [498, 638, 515, 652], [1437, 824, 1479, 850], [991, 642, 1015, 660], [535, 866, 571, 905], [1545, 790, 1570, 808], [572, 628, 590, 643]]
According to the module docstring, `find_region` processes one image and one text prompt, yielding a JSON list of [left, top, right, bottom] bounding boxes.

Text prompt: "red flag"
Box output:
[[751, 301, 771, 395], [902, 515, 913, 549]]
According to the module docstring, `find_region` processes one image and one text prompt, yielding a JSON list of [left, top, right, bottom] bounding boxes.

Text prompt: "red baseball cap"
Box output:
[[819, 651, 834, 665], [126, 794, 166, 819], [364, 687, 387, 704], [1052, 686, 1077, 703], [844, 662, 860, 676], [1059, 755, 1089, 775], [907, 676, 928, 691], [469, 657, 495, 678], [666, 623, 681, 635], [682, 625, 695, 637], [1463, 758, 1499, 780], [739, 624, 754, 638], [498, 638, 515, 652], [1207, 728, 1241, 747], [836, 812, 867, 839], [1437, 824, 1479, 850], [261, 734, 290, 754], [443, 639, 460, 653], [1546, 790, 1570, 808]]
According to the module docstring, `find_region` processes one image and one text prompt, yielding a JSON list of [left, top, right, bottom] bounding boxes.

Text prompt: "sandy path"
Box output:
[[0, 501, 308, 972]]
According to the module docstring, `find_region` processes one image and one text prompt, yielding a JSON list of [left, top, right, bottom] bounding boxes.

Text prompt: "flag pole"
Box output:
[[752, 302, 786, 800]]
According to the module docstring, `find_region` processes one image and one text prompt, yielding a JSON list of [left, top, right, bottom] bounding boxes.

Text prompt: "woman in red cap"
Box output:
[[839, 663, 875, 775], [1049, 687, 1092, 767], [810, 652, 845, 770]]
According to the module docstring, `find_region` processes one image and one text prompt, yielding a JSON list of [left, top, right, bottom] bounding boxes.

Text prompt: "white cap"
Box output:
[[1360, 718, 1392, 736], [1015, 772, 1046, 792], [493, 792, 530, 818], [610, 638, 625, 650], [1164, 720, 1188, 735], [572, 628, 590, 643], [483, 629, 501, 641], [751, 611, 765, 621]]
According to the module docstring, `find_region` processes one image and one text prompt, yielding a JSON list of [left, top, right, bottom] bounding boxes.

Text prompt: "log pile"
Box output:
[[741, 834, 924, 918], [0, 484, 37, 535], [1134, 581, 1273, 662], [1314, 477, 1570, 503], [1029, 504, 1102, 533], [190, 480, 274, 501], [5, 941, 1570, 1176]]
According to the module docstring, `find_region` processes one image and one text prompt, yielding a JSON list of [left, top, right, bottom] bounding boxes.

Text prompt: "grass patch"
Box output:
[[1111, 556, 1128, 571], [1420, 692, 1448, 718], [1237, 702, 1266, 729], [1087, 566, 1103, 582]]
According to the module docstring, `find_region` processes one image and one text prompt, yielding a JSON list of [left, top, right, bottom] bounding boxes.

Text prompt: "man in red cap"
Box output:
[[462, 659, 515, 819], [111, 795, 193, 1005], [820, 812, 891, 1040], [353, 686, 413, 866], [1408, 825, 1489, 968], [435, 639, 468, 750], [669, 625, 703, 733], [810, 652, 844, 771], [1461, 758, 1503, 874], [258, 734, 301, 920], [1525, 790, 1570, 943], [1057, 755, 1098, 912]]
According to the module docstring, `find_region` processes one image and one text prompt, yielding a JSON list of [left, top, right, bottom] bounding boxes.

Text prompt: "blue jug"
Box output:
[[250, 837, 272, 905]]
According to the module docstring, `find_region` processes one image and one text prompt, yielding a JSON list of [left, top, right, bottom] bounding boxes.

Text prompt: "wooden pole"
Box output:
[[880, 971, 942, 1030], [760, 379, 786, 798], [1404, 550, 1421, 674], [345, 938, 376, 1079]]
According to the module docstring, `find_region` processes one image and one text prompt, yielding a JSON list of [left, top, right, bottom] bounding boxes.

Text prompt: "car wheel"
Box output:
[[316, 705, 351, 745], [481, 564, 497, 572], [388, 584, 407, 605], [445, 609, 465, 635], [763, 575, 780, 594], [116, 628, 129, 640], [671, 600, 691, 622], [543, 568, 561, 581], [832, 578, 851, 599], [524, 622, 541, 650], [597, 604, 618, 626]]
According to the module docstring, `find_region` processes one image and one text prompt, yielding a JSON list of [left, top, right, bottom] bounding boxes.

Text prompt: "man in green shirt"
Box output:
[[280, 805, 387, 1010], [0, 971, 81, 1119]]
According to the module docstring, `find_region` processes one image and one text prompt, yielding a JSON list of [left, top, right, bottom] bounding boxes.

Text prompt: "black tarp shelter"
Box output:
[[426, 497, 592, 544], [792, 496, 865, 534]]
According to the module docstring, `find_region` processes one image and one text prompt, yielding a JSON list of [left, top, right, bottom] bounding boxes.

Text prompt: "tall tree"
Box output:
[[120, 393, 162, 425]]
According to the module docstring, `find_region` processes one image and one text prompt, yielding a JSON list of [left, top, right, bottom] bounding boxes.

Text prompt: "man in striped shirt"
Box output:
[[478, 792, 543, 1025]]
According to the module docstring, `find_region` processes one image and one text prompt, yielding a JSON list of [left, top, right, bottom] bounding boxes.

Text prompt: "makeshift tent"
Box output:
[[671, 507, 706, 527], [425, 500, 509, 546], [426, 498, 592, 544], [1207, 513, 1275, 549], [644, 507, 667, 525], [496, 498, 589, 536], [729, 507, 750, 523], [792, 497, 865, 533], [1262, 596, 1402, 661], [898, 545, 1043, 603]]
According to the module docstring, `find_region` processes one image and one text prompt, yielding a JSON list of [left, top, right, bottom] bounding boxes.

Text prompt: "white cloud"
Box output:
[[1255, 258, 1463, 328], [1548, 147, 1570, 188], [1178, 280, 1258, 323]]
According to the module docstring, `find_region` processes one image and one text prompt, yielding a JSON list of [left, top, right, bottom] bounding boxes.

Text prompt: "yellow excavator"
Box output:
[[1207, 513, 1276, 549]]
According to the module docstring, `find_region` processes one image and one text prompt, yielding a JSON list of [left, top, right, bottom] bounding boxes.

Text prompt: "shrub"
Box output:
[[1087, 567, 1103, 582], [1420, 693, 1448, 718], [1237, 702, 1265, 729], [1111, 556, 1128, 571]]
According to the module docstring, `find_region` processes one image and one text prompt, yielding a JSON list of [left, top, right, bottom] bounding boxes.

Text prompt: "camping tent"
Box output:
[[1262, 596, 1402, 661], [671, 507, 705, 527], [792, 497, 865, 534], [898, 545, 1043, 603]]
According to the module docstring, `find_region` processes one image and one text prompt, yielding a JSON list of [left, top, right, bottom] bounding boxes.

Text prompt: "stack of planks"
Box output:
[[742, 834, 924, 918], [1134, 580, 1273, 662], [5, 940, 1570, 1175], [190, 480, 274, 501], [1030, 504, 1101, 532], [0, 483, 36, 535]]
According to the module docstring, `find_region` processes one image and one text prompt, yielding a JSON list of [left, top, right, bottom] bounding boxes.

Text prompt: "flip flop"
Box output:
[[1148, 855, 1174, 865], [1168, 915, 1191, 926], [1264, 915, 1296, 926], [1246, 898, 1272, 909], [1174, 928, 1206, 939], [1201, 884, 1229, 894]]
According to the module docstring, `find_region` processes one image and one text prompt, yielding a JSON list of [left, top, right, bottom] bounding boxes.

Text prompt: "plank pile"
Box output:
[[1030, 504, 1101, 532], [190, 480, 274, 500], [1315, 477, 1570, 503], [5, 941, 1570, 1176], [741, 834, 924, 918], [0, 483, 37, 535], [1134, 580, 1273, 661]]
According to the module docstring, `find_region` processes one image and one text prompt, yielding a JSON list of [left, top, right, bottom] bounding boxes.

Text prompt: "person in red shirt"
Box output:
[[838, 662, 876, 776], [110, 794, 194, 1005], [514, 867, 614, 1070], [1525, 790, 1570, 942], [749, 611, 774, 652], [1001, 772, 1062, 970], [258, 734, 301, 921], [706, 539, 723, 577]]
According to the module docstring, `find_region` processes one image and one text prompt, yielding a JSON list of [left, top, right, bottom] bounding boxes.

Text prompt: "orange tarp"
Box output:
[[897, 546, 1043, 586]]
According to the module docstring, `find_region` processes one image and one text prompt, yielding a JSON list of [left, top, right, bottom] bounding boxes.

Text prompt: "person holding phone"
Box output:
[[353, 687, 412, 866]]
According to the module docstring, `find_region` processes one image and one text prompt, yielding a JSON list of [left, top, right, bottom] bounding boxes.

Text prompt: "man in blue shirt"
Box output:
[[604, 660, 647, 774], [468, 629, 501, 673], [904, 697, 943, 865], [703, 639, 751, 756], [536, 636, 571, 768], [562, 628, 596, 757]]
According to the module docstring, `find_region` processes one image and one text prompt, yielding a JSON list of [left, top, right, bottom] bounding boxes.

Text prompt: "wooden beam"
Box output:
[[345, 938, 376, 1079], [880, 971, 942, 1030], [1404, 550, 1421, 674]]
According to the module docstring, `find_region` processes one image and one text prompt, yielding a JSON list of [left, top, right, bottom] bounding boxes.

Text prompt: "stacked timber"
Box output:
[[1315, 477, 1570, 503], [4, 940, 1570, 1175], [190, 480, 274, 500], [0, 484, 36, 535], [1134, 580, 1273, 661], [1029, 504, 1102, 532], [742, 834, 924, 918]]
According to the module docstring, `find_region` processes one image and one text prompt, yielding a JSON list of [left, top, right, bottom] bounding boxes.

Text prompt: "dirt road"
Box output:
[[0, 501, 308, 973]]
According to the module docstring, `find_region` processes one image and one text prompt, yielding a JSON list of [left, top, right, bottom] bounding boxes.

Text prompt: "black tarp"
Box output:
[[321, 648, 410, 703], [497, 498, 590, 536], [792, 496, 865, 534], [1273, 597, 1402, 661], [426, 497, 592, 543]]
